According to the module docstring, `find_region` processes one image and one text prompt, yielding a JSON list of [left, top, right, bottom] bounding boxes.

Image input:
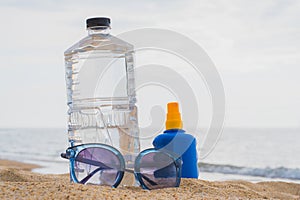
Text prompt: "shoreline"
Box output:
[[0, 159, 41, 171], [1, 159, 300, 199]]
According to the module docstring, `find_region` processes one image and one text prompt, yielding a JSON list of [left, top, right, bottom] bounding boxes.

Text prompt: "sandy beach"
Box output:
[[0, 160, 299, 199]]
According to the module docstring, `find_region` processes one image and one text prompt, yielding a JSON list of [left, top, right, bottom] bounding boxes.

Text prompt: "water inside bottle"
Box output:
[[64, 21, 140, 185]]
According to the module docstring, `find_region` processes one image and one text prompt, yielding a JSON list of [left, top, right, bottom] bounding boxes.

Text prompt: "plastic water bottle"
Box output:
[[152, 102, 198, 178], [64, 17, 140, 184]]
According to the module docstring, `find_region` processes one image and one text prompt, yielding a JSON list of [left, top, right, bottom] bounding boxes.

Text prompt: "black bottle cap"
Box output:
[[86, 17, 111, 28]]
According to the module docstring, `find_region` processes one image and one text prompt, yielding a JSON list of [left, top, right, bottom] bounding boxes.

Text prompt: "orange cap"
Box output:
[[165, 102, 183, 130]]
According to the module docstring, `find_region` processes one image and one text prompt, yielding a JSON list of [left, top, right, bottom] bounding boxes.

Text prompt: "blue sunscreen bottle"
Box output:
[[152, 102, 198, 178]]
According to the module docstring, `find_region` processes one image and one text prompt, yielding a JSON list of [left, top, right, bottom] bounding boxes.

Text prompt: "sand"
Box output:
[[0, 160, 300, 199]]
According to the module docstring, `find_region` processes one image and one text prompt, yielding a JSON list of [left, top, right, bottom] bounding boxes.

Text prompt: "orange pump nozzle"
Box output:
[[165, 102, 183, 130]]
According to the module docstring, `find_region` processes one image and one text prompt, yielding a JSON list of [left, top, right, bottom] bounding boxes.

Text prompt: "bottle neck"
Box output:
[[164, 129, 185, 134], [87, 26, 111, 35]]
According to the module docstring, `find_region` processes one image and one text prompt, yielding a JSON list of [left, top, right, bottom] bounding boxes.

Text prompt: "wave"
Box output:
[[199, 162, 300, 180]]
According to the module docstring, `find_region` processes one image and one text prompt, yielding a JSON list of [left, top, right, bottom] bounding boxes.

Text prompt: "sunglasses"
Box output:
[[61, 143, 182, 190]]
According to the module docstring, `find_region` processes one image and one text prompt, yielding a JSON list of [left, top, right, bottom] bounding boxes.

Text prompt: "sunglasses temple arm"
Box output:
[[61, 152, 113, 170], [79, 167, 104, 184], [124, 169, 158, 186], [141, 162, 180, 186], [140, 174, 158, 186], [80, 167, 129, 185], [78, 157, 113, 169]]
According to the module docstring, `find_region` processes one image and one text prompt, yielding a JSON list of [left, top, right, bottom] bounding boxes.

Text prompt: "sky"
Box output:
[[0, 0, 299, 128]]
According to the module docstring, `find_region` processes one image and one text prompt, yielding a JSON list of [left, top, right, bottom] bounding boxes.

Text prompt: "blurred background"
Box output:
[[0, 0, 299, 182]]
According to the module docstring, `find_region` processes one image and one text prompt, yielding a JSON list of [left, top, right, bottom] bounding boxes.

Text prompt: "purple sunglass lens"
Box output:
[[74, 147, 122, 186], [139, 151, 178, 189]]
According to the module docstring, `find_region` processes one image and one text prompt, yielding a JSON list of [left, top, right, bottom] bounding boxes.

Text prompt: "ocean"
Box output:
[[0, 128, 299, 183]]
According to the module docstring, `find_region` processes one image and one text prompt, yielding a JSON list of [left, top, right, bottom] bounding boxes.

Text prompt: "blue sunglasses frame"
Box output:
[[61, 143, 182, 190]]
